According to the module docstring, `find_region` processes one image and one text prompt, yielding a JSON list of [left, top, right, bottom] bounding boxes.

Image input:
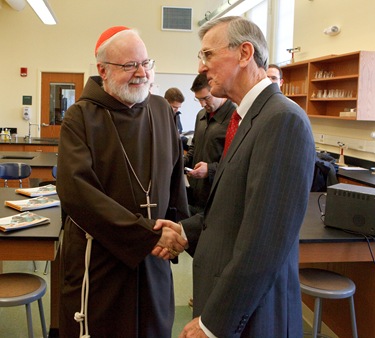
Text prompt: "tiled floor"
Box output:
[[0, 253, 194, 338], [0, 252, 316, 338]]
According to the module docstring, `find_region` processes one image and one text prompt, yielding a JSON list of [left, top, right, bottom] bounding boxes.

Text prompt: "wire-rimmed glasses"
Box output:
[[102, 59, 155, 72]]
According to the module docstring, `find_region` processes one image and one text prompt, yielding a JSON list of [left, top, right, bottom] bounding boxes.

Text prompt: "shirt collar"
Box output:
[[236, 77, 272, 121]]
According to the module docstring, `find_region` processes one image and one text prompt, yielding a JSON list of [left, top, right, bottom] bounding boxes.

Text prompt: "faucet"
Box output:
[[24, 122, 40, 141]]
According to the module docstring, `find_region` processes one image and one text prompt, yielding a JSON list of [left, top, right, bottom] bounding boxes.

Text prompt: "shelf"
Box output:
[[286, 94, 307, 98], [311, 75, 359, 82], [281, 51, 375, 120], [308, 114, 356, 120], [310, 98, 357, 101]]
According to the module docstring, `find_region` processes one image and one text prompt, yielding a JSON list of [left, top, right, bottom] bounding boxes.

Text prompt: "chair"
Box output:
[[0, 273, 47, 338], [0, 162, 32, 188], [52, 164, 57, 179], [299, 268, 358, 338]]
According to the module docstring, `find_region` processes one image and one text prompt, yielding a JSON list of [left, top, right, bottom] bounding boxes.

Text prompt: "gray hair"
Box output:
[[96, 29, 140, 63], [198, 16, 268, 70]]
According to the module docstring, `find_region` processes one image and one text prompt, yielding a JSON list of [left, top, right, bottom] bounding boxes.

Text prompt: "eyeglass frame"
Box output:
[[197, 45, 231, 65], [101, 59, 155, 72], [194, 95, 213, 103], [267, 75, 280, 82]]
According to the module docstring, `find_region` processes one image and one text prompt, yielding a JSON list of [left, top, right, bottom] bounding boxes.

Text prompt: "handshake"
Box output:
[[151, 220, 187, 260]]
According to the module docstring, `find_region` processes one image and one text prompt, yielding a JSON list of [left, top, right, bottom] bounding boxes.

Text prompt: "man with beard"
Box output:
[[56, 26, 189, 338]]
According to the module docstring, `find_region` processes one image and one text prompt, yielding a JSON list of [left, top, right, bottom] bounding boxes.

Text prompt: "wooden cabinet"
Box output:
[[281, 51, 375, 120], [24, 145, 58, 153], [0, 144, 58, 152]]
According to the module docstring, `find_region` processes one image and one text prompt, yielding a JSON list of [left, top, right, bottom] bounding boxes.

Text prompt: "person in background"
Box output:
[[267, 63, 284, 88], [164, 87, 189, 151], [56, 26, 188, 338], [185, 73, 236, 215], [153, 16, 316, 337]]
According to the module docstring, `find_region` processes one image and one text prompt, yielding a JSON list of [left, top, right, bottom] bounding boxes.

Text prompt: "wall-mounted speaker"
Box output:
[[162, 6, 193, 32]]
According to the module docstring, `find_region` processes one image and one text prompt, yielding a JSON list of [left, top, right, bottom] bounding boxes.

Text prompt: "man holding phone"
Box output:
[[184, 73, 236, 215]]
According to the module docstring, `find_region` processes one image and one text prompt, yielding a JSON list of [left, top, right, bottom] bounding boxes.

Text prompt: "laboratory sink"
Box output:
[[31, 138, 58, 143]]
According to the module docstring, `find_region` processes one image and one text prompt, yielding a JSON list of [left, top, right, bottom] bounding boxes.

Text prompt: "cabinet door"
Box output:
[[24, 145, 58, 153]]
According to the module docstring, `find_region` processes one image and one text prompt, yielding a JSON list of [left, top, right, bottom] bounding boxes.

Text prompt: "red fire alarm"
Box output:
[[20, 67, 27, 77]]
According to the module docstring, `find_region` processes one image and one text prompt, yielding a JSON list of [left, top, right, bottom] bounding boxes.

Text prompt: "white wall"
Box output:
[[0, 0, 222, 136], [294, 0, 375, 162], [1, 0, 375, 162]]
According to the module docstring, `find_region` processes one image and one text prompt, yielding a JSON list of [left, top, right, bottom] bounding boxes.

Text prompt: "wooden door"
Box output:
[[41, 72, 84, 139]]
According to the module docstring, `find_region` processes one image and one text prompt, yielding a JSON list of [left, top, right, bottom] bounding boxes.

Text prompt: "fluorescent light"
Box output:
[[26, 0, 57, 25]]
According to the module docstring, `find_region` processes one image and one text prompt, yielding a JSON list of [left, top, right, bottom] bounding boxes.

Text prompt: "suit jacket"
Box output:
[[183, 84, 316, 337]]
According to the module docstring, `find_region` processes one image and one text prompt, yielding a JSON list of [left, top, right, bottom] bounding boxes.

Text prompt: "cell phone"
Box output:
[[184, 167, 193, 172]]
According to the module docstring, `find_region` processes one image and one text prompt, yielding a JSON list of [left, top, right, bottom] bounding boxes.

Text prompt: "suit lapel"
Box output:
[[205, 84, 281, 213]]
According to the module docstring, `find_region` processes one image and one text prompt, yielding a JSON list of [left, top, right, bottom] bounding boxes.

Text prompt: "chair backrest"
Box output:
[[52, 165, 57, 179], [0, 162, 32, 187]]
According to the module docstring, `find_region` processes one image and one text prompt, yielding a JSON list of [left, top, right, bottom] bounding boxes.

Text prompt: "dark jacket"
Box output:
[[184, 99, 236, 211]]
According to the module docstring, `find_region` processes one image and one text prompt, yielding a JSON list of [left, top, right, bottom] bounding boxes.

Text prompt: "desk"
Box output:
[[300, 193, 375, 338], [0, 188, 62, 336], [338, 167, 375, 187]]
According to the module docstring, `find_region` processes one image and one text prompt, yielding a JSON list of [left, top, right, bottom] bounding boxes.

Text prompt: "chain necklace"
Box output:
[[105, 108, 157, 219]]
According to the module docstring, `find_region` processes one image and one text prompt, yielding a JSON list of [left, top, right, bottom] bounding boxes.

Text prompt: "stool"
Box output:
[[299, 268, 358, 338], [0, 273, 48, 338]]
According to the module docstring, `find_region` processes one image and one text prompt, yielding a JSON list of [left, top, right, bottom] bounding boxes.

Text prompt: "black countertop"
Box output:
[[0, 151, 58, 167], [337, 167, 375, 187], [0, 188, 61, 240], [300, 192, 368, 243], [0, 137, 58, 146]]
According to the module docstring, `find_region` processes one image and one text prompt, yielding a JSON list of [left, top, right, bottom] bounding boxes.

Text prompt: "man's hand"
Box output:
[[187, 161, 208, 179], [179, 318, 208, 338], [151, 220, 187, 260]]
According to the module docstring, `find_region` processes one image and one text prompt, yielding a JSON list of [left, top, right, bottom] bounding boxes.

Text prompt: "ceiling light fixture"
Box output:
[[26, 0, 57, 25], [5, 0, 26, 11]]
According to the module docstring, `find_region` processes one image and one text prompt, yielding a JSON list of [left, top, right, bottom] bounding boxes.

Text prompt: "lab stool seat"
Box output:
[[0, 273, 48, 338], [299, 268, 358, 338]]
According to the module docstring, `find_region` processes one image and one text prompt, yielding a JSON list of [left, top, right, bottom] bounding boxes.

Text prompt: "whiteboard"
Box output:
[[152, 72, 201, 131]]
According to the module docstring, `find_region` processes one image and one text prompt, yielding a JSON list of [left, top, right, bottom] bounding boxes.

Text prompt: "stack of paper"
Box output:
[[0, 212, 50, 232], [15, 184, 57, 197], [5, 196, 60, 212]]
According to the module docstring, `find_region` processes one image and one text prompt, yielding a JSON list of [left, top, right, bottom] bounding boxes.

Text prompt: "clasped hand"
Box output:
[[152, 220, 187, 260]]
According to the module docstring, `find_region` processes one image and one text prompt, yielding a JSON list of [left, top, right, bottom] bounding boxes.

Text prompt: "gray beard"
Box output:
[[106, 77, 150, 105]]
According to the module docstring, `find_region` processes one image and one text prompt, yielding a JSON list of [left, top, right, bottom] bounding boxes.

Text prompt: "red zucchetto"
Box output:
[[95, 26, 130, 56]]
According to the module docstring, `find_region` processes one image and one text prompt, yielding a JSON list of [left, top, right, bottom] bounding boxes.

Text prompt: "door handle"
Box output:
[[41, 123, 50, 127]]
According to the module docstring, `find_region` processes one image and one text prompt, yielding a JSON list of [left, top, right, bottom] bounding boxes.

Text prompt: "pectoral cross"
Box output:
[[140, 192, 157, 219]]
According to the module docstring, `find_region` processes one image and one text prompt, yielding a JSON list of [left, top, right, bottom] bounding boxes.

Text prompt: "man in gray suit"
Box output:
[[153, 16, 315, 337]]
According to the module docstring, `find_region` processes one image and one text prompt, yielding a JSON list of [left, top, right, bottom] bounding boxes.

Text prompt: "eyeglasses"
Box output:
[[268, 75, 280, 82], [194, 95, 213, 103], [102, 59, 155, 72], [197, 45, 229, 65]]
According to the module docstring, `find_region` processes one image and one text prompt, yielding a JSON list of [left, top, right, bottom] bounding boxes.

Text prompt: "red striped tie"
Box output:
[[223, 110, 241, 157]]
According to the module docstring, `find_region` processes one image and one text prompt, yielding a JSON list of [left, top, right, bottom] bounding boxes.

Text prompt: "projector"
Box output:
[[324, 183, 375, 236]]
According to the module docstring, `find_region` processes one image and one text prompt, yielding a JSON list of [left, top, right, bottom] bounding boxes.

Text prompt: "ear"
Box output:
[[239, 42, 254, 67], [97, 63, 107, 79]]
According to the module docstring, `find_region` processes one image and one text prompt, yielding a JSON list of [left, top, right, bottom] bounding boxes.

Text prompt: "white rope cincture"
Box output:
[[71, 218, 93, 338]]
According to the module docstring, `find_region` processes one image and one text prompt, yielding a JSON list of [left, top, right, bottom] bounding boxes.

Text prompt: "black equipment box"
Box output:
[[324, 183, 375, 235]]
